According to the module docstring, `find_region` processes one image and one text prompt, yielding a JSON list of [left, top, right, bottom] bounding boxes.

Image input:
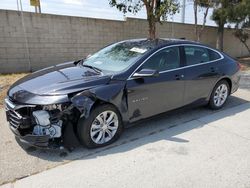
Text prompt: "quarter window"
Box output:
[[141, 47, 180, 72], [184, 46, 209, 66], [208, 49, 221, 61]]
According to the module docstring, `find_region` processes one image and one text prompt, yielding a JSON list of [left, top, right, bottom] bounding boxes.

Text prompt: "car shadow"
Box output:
[[18, 95, 249, 163]]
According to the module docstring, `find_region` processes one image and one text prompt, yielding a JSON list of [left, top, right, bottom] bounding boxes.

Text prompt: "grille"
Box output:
[[5, 98, 33, 129], [8, 110, 22, 129]]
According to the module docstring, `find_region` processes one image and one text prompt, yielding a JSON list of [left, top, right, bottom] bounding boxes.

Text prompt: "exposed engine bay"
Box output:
[[32, 110, 62, 138]]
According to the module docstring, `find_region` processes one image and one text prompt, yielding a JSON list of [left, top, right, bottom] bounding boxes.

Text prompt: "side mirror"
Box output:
[[133, 69, 159, 78]]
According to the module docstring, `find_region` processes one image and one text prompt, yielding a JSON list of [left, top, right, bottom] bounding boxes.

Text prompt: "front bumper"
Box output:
[[5, 98, 55, 148], [9, 125, 51, 148], [5, 98, 79, 149]]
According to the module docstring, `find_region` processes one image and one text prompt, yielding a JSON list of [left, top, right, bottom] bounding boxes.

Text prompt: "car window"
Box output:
[[208, 49, 221, 61], [83, 41, 151, 72], [140, 46, 180, 72], [184, 46, 210, 66]]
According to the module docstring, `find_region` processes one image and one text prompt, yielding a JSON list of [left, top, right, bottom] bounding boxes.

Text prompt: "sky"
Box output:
[[0, 0, 217, 27]]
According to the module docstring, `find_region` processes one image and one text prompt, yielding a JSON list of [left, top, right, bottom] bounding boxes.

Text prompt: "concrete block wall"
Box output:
[[0, 10, 249, 73]]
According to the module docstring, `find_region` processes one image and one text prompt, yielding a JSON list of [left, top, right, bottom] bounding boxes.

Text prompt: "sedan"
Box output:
[[5, 39, 241, 149]]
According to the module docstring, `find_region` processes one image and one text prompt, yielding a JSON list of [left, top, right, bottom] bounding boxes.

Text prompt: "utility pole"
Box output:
[[20, 0, 32, 72], [16, 0, 20, 11], [181, 0, 186, 23]]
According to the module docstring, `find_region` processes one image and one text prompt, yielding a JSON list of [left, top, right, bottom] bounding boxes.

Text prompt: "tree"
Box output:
[[234, 29, 250, 54], [211, 0, 243, 51], [109, 0, 179, 39], [227, 0, 250, 55], [193, 0, 213, 41]]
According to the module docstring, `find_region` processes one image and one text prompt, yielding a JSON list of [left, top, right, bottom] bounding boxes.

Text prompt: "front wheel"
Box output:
[[77, 104, 123, 148], [209, 80, 230, 110]]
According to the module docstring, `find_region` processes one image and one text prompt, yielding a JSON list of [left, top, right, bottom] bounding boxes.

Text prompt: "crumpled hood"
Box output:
[[8, 62, 112, 98]]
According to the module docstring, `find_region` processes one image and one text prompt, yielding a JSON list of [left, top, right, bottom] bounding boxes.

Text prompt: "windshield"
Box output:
[[82, 41, 149, 72]]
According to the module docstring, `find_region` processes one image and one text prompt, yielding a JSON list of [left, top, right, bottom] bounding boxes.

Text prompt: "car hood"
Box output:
[[8, 62, 112, 98]]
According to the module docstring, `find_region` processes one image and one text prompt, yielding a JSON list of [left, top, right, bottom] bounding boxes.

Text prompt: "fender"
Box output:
[[70, 81, 129, 123]]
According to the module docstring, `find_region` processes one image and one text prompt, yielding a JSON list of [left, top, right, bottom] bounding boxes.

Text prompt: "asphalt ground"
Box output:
[[3, 102, 250, 188]]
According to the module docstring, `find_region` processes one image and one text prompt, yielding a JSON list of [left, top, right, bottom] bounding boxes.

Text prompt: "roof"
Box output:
[[119, 38, 201, 50]]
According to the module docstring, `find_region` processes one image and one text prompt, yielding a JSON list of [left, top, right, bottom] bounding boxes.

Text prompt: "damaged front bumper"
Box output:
[[5, 98, 66, 149], [9, 125, 51, 148]]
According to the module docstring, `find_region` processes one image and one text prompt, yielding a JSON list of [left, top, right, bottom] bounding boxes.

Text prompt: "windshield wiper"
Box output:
[[75, 58, 102, 73], [81, 64, 102, 73]]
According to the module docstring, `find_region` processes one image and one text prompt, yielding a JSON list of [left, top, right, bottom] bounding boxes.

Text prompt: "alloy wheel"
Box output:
[[90, 110, 119, 144], [213, 84, 228, 107]]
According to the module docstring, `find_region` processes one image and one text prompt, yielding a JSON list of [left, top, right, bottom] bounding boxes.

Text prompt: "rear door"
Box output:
[[126, 46, 185, 122], [182, 45, 223, 105]]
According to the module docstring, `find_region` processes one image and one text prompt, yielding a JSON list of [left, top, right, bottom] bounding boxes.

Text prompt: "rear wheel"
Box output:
[[77, 104, 123, 148], [209, 80, 230, 110]]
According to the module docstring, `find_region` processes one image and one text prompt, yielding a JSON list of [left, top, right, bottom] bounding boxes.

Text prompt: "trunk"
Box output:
[[198, 6, 209, 42], [148, 19, 156, 40], [216, 22, 224, 51], [194, 1, 198, 41], [144, 0, 156, 40]]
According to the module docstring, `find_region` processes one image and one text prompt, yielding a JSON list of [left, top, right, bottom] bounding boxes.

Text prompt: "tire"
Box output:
[[77, 104, 123, 148], [209, 80, 230, 110]]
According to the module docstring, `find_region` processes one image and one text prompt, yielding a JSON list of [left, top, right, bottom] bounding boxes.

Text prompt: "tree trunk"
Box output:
[[148, 19, 156, 40], [216, 22, 224, 51], [144, 0, 157, 40], [242, 41, 250, 55], [198, 6, 209, 42], [194, 1, 198, 41]]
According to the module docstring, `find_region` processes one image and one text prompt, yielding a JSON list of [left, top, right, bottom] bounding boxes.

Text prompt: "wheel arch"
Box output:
[[70, 82, 129, 124], [207, 77, 232, 101], [90, 99, 123, 120], [217, 77, 232, 94]]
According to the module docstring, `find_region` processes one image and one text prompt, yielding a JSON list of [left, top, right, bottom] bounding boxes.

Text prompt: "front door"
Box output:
[[126, 46, 185, 122]]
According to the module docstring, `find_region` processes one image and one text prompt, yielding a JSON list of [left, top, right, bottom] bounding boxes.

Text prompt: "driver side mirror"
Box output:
[[133, 69, 159, 78]]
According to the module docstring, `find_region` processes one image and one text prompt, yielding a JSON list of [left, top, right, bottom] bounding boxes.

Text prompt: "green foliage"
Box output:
[[109, 0, 179, 39], [109, 0, 179, 22], [227, 0, 250, 28], [211, 0, 250, 26], [195, 0, 213, 8], [154, 0, 179, 21], [210, 0, 249, 50], [211, 0, 232, 25], [109, 0, 144, 14], [225, 0, 250, 54]]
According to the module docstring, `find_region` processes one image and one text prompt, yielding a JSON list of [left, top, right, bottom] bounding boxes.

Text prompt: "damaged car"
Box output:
[[5, 39, 241, 149]]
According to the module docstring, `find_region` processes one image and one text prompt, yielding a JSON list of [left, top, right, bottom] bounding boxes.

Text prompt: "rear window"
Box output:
[[184, 46, 209, 66], [184, 46, 222, 66]]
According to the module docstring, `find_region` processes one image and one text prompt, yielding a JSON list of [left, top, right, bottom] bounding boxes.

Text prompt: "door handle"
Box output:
[[175, 74, 184, 80], [210, 67, 216, 73]]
